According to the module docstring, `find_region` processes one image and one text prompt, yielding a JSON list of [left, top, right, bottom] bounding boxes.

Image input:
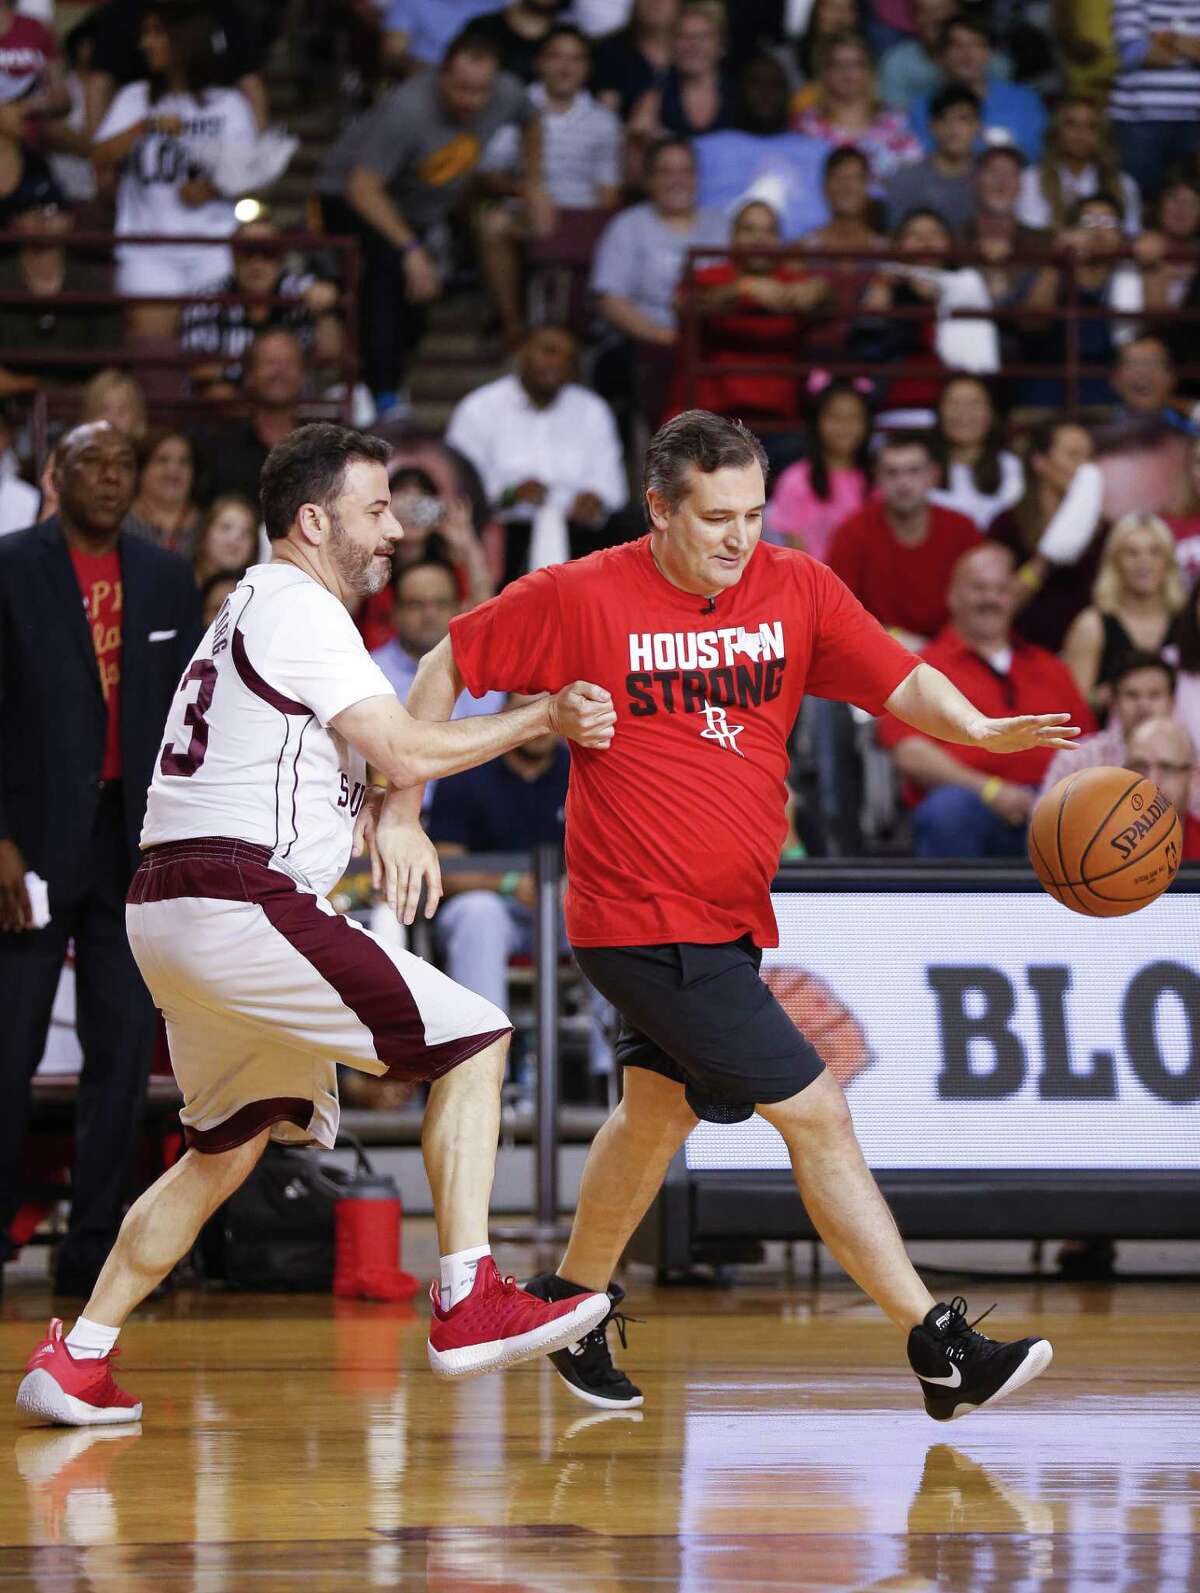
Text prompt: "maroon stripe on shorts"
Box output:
[[185, 1098, 314, 1154], [232, 627, 310, 715], [129, 838, 509, 1083]]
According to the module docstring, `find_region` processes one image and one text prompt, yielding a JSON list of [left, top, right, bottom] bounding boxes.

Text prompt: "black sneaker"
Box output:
[[523, 1272, 644, 1409], [908, 1297, 1053, 1422]]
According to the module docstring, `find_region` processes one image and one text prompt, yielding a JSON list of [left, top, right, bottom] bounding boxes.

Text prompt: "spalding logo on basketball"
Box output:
[[1028, 764, 1182, 917]]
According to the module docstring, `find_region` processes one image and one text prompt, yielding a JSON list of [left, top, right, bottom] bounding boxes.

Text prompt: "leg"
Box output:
[[81, 1131, 271, 1328], [559, 1067, 698, 1291], [475, 203, 526, 346], [436, 890, 520, 1015], [913, 785, 1013, 859], [756, 1070, 935, 1331], [421, 1032, 509, 1256]]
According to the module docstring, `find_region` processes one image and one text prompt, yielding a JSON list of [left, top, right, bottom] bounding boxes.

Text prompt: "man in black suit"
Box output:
[[0, 422, 201, 1294]]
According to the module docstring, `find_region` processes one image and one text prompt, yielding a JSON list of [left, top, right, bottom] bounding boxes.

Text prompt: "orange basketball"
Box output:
[[1028, 764, 1182, 917]]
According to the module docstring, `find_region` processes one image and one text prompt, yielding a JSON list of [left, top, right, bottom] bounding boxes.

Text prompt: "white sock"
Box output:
[[64, 1316, 120, 1361], [439, 1245, 491, 1310]]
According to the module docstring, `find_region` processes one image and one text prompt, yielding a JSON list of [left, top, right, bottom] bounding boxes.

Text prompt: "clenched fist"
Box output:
[[549, 682, 617, 749]]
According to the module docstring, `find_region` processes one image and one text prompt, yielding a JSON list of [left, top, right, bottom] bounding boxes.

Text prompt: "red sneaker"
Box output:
[[15, 1320, 143, 1427], [427, 1256, 609, 1380]]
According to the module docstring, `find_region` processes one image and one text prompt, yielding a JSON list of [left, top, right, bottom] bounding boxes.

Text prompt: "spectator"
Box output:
[[179, 218, 338, 389], [201, 328, 305, 505], [766, 378, 873, 561], [827, 429, 981, 648], [1167, 570, 1200, 751], [988, 417, 1105, 651], [0, 420, 201, 1296], [370, 558, 507, 716], [0, 93, 62, 230], [1126, 715, 1200, 855], [627, 1, 736, 142], [91, 3, 260, 340], [446, 325, 628, 581], [669, 199, 829, 443], [791, 33, 924, 182], [1017, 96, 1142, 235], [589, 136, 727, 415], [1166, 434, 1200, 584], [1039, 648, 1176, 793], [80, 368, 148, 445], [475, 24, 621, 349], [380, 0, 499, 73], [0, 406, 38, 537], [1047, 193, 1144, 403], [692, 52, 832, 241], [929, 375, 1023, 528], [191, 492, 259, 585], [877, 542, 1094, 856], [125, 425, 200, 556], [42, 23, 97, 207], [1054, 0, 1119, 100], [0, 200, 121, 396], [1109, 331, 1200, 434], [428, 695, 611, 1099], [884, 83, 980, 233], [878, 0, 999, 111], [1061, 513, 1183, 705], [317, 29, 538, 405], [1109, 0, 1200, 202], [80, 0, 268, 133], [0, 0, 69, 130], [198, 567, 242, 628], [591, 0, 677, 122], [911, 15, 1047, 162], [1138, 177, 1200, 379], [794, 0, 866, 83], [386, 463, 496, 610], [466, 0, 567, 81]]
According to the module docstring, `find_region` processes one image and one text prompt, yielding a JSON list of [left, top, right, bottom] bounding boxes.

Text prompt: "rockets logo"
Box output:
[[698, 701, 745, 757]]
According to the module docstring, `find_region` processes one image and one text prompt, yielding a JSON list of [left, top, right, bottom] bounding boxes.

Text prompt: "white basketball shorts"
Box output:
[[126, 838, 510, 1153]]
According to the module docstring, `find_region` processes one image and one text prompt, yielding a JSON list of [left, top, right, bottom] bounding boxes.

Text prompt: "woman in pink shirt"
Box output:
[[766, 377, 873, 561]]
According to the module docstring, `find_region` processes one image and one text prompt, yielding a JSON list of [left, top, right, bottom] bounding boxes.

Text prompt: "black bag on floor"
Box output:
[[194, 1144, 351, 1292]]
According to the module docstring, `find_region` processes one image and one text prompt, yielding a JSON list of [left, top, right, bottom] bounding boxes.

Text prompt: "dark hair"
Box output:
[[1066, 190, 1122, 225], [1112, 647, 1176, 694], [538, 22, 589, 54], [938, 13, 991, 52], [930, 82, 981, 121], [445, 23, 502, 69], [934, 375, 1005, 498], [145, 1, 223, 104], [392, 557, 459, 598], [807, 381, 872, 502], [643, 411, 768, 517], [823, 144, 870, 183], [794, 0, 866, 78], [389, 464, 440, 496], [199, 568, 245, 607], [137, 423, 194, 473], [259, 423, 391, 541], [1170, 573, 1200, 672], [646, 134, 696, 175], [976, 142, 1025, 173], [878, 428, 936, 463], [898, 205, 952, 237]]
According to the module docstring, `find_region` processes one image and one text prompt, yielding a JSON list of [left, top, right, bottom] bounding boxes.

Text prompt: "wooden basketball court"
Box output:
[[1, 1228, 1197, 1592]]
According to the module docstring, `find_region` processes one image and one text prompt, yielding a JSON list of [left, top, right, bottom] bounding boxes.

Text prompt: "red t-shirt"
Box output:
[[450, 536, 917, 947], [69, 547, 123, 781], [876, 625, 1096, 797], [826, 499, 981, 642], [1184, 812, 1200, 861], [667, 261, 812, 421]]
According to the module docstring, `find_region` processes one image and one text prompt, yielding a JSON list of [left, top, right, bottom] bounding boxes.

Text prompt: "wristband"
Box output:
[[499, 871, 521, 897], [980, 777, 1002, 806]]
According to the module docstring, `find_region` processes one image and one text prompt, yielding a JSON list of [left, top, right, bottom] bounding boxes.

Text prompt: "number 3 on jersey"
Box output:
[[161, 658, 218, 777]]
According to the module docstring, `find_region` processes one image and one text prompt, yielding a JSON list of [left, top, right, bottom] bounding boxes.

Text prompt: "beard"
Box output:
[[328, 510, 391, 597]]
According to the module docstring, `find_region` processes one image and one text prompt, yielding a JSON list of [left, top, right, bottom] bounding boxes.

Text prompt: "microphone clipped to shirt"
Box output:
[[702, 594, 716, 615]]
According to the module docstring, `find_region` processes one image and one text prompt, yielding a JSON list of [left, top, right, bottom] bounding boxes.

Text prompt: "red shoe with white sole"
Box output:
[[16, 1320, 142, 1426], [427, 1256, 609, 1380]]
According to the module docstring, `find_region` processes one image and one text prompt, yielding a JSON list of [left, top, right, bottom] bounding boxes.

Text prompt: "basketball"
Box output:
[[1028, 764, 1182, 917]]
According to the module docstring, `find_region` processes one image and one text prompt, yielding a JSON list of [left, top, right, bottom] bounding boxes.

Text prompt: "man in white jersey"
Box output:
[[16, 423, 614, 1428]]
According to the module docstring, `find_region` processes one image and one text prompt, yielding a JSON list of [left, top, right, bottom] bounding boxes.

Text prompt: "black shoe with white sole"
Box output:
[[908, 1297, 1053, 1422], [523, 1273, 644, 1409]]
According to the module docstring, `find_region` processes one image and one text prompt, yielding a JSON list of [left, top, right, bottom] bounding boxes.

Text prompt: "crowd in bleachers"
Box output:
[[2, 0, 1200, 878]]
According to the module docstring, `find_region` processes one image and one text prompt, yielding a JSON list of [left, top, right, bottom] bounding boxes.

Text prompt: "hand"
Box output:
[[304, 280, 340, 314], [403, 246, 441, 304], [0, 839, 32, 932], [568, 491, 604, 527], [0, 104, 26, 139], [38, 453, 59, 521], [438, 495, 477, 553], [525, 186, 556, 238], [1132, 230, 1168, 268], [371, 808, 443, 925], [148, 112, 184, 138], [352, 784, 385, 860], [970, 712, 1081, 755], [548, 681, 617, 749], [647, 325, 678, 347], [979, 234, 1014, 265], [511, 478, 548, 507], [740, 276, 788, 311], [984, 780, 1035, 827], [180, 177, 216, 208]]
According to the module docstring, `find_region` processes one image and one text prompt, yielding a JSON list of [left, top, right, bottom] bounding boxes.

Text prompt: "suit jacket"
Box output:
[[0, 517, 202, 890]]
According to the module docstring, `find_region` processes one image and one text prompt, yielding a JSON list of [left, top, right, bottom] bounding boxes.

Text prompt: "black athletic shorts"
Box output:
[[573, 937, 825, 1125]]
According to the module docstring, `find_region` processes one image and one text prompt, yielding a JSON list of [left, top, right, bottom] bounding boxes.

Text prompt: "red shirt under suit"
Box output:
[[450, 536, 918, 948]]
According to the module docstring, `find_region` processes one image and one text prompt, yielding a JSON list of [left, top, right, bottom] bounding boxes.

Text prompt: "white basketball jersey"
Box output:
[[142, 563, 394, 895]]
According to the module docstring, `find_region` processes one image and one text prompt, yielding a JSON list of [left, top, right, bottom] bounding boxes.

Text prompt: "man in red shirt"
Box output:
[[1125, 717, 1200, 861], [826, 430, 981, 648], [375, 412, 1077, 1421], [877, 543, 1096, 857]]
